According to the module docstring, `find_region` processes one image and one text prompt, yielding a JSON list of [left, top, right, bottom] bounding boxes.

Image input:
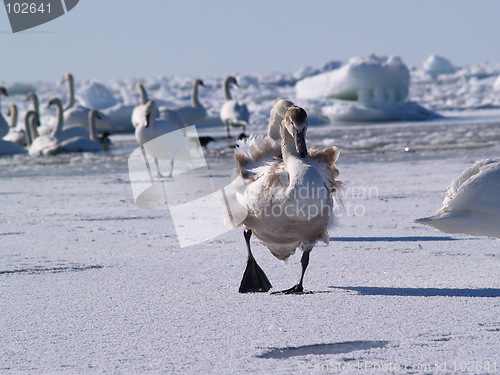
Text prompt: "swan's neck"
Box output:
[[28, 114, 39, 141], [51, 101, 64, 138], [24, 114, 32, 146], [88, 112, 97, 141], [281, 125, 301, 161], [64, 75, 75, 111], [138, 84, 148, 104], [191, 82, 202, 107], [32, 95, 40, 115], [267, 110, 282, 140], [8, 104, 18, 128], [223, 79, 232, 101]]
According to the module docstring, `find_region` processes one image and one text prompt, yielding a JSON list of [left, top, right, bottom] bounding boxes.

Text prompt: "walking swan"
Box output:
[[231, 105, 342, 294]]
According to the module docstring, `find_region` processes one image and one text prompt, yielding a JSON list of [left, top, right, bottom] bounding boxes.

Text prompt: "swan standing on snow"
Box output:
[[0, 87, 11, 137], [416, 159, 500, 239], [231, 105, 342, 293], [171, 79, 207, 126], [135, 100, 181, 177], [220, 76, 250, 138], [3, 104, 26, 146], [61, 73, 117, 130], [131, 83, 149, 128]]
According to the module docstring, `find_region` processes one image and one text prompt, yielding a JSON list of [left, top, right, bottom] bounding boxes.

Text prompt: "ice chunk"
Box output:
[[76, 80, 118, 110], [423, 54, 456, 76], [296, 54, 410, 103]]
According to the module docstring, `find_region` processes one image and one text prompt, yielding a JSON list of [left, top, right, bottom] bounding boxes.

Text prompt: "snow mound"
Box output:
[[296, 54, 410, 103], [423, 55, 456, 76], [322, 101, 440, 122], [76, 81, 118, 110]]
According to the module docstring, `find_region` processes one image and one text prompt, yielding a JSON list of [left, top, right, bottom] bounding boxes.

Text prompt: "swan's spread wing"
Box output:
[[308, 146, 343, 193], [235, 135, 281, 180]]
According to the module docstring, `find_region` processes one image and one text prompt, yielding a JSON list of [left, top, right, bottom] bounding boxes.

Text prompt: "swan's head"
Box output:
[[283, 106, 308, 158], [47, 97, 63, 109], [0, 87, 8, 97], [273, 99, 294, 117], [194, 79, 205, 87], [61, 73, 73, 84], [225, 76, 238, 87], [89, 109, 102, 121], [143, 100, 158, 128]]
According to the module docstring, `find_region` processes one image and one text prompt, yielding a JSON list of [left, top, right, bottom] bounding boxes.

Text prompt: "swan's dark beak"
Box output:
[[295, 129, 307, 158], [0, 88, 8, 96], [144, 113, 151, 128], [95, 111, 102, 120]]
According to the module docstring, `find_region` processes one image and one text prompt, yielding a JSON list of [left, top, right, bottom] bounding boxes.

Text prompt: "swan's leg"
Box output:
[[168, 158, 175, 178], [272, 250, 313, 295], [154, 158, 166, 178], [239, 230, 272, 293], [225, 121, 231, 138]]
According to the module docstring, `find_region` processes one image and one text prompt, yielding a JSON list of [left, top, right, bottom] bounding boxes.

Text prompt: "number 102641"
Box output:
[[5, 2, 51, 14]]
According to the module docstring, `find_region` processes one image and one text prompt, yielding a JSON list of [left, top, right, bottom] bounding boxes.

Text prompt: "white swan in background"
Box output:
[[135, 100, 182, 177], [25, 92, 53, 136], [416, 159, 500, 239], [61, 73, 119, 131], [231, 105, 342, 293], [0, 101, 26, 156], [49, 110, 102, 154], [170, 79, 207, 126], [47, 98, 89, 140], [220, 76, 250, 138], [0, 87, 10, 137], [131, 82, 149, 128], [3, 104, 26, 146], [28, 111, 60, 156], [132, 82, 183, 128]]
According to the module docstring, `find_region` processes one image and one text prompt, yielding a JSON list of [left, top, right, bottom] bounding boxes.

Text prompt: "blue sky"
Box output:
[[2, 0, 500, 82]]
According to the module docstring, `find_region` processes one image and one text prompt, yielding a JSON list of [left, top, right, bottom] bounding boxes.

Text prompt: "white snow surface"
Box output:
[[1, 59, 500, 373]]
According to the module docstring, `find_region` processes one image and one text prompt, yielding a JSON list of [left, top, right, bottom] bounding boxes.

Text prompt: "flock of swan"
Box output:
[[0, 73, 250, 158], [1, 73, 499, 293]]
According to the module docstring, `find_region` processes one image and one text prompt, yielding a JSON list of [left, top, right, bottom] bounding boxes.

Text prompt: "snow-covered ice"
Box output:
[[1, 58, 500, 374], [423, 55, 456, 77]]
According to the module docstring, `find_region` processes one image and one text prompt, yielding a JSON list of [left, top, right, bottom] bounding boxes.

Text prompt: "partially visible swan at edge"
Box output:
[[229, 105, 342, 293], [416, 159, 500, 239], [0, 102, 26, 156], [170, 79, 207, 126], [220, 76, 250, 138], [0, 86, 10, 138], [61, 73, 119, 131], [135, 100, 182, 177], [3, 104, 27, 146]]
